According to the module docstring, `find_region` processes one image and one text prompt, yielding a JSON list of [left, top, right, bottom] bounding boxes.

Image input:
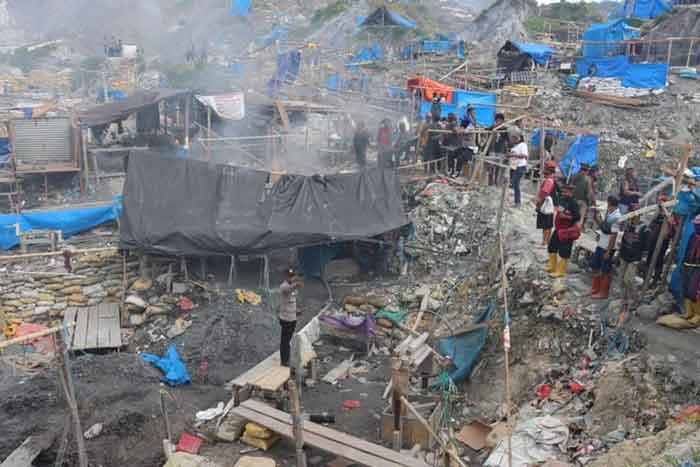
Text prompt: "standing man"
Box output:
[[417, 114, 432, 165], [618, 203, 647, 325], [457, 105, 478, 178], [430, 94, 442, 121], [377, 119, 393, 168], [279, 269, 304, 367], [619, 166, 642, 214], [545, 183, 581, 278], [590, 195, 622, 299], [488, 113, 508, 186], [571, 163, 594, 232], [352, 122, 370, 169], [680, 214, 700, 327], [507, 129, 528, 208]]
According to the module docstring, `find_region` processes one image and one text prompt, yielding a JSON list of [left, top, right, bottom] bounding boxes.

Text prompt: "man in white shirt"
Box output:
[[279, 269, 303, 367], [507, 129, 528, 207], [590, 195, 622, 299]]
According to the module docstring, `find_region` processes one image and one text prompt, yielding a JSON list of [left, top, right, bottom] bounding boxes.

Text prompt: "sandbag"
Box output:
[[656, 314, 697, 329], [244, 423, 274, 440], [241, 432, 279, 451]]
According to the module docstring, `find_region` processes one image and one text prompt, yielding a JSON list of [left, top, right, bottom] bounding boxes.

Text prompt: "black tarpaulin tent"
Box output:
[[78, 89, 190, 128], [360, 6, 417, 29], [119, 153, 409, 256]]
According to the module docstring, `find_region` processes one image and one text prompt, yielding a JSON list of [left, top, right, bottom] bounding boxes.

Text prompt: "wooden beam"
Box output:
[[0, 434, 56, 467], [0, 323, 74, 349]]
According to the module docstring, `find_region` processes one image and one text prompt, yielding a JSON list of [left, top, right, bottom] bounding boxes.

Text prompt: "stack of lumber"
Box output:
[[503, 84, 537, 96]]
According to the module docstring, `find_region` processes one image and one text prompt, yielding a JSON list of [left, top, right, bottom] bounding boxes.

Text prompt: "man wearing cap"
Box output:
[[279, 269, 304, 367], [535, 161, 557, 247], [507, 129, 528, 208], [571, 163, 594, 232], [618, 203, 648, 322], [681, 214, 700, 327], [545, 183, 581, 278], [619, 167, 642, 215], [488, 113, 508, 185], [590, 195, 622, 299]]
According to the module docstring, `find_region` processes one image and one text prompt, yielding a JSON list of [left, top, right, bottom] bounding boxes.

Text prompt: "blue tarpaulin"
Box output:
[[268, 50, 301, 96], [230, 0, 250, 17], [576, 55, 630, 77], [559, 135, 598, 176], [419, 90, 496, 126], [298, 243, 344, 278], [325, 72, 369, 93], [258, 26, 288, 48], [387, 85, 410, 99], [360, 7, 416, 29], [583, 19, 640, 57], [511, 42, 556, 65], [0, 197, 121, 251], [437, 303, 494, 383], [622, 63, 668, 88], [0, 137, 10, 165], [576, 56, 668, 88], [347, 43, 383, 68], [141, 344, 191, 386]]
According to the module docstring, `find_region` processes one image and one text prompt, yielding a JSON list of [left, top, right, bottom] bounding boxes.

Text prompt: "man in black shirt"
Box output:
[[352, 122, 370, 169], [618, 204, 647, 326]]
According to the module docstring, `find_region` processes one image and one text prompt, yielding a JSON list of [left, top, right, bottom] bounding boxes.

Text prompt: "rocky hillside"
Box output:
[[461, 0, 537, 51]]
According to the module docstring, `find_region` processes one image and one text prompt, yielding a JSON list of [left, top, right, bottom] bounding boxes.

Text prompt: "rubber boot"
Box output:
[[592, 274, 611, 299], [688, 300, 700, 326], [551, 257, 568, 278], [683, 299, 695, 321], [590, 275, 601, 296], [544, 253, 557, 273]]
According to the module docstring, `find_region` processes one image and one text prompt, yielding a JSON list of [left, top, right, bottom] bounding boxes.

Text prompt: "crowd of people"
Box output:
[[536, 162, 700, 330]]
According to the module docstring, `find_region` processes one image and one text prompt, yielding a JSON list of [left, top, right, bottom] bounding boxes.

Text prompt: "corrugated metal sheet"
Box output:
[[13, 118, 74, 167]]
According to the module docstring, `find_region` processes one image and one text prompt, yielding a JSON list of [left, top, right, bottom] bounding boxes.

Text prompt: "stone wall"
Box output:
[[0, 250, 140, 322]]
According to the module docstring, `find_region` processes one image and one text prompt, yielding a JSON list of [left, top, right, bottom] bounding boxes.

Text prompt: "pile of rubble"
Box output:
[[578, 77, 664, 98]]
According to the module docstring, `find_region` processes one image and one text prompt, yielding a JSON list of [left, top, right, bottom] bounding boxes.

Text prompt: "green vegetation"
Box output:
[[0, 44, 58, 73], [541, 0, 604, 23]]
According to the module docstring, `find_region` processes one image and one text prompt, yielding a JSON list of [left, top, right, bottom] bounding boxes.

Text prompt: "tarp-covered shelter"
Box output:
[[78, 89, 190, 128], [419, 90, 497, 127], [120, 153, 409, 256], [582, 19, 640, 58], [407, 77, 454, 103], [576, 56, 668, 88], [360, 6, 417, 29], [559, 135, 599, 176], [230, 0, 250, 17], [497, 41, 556, 72]]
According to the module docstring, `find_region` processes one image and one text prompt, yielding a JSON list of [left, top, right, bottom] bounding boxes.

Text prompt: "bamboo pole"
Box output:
[[0, 247, 118, 262], [0, 323, 73, 349], [667, 39, 674, 66], [498, 234, 513, 467], [56, 330, 88, 467], [687, 39, 695, 68], [288, 379, 307, 467]]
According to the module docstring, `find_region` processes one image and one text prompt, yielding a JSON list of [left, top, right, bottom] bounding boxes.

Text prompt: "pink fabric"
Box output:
[[15, 323, 56, 354]]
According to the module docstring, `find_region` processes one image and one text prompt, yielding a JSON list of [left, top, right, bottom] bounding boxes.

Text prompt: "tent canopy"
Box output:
[[407, 77, 454, 103], [559, 135, 598, 176], [119, 153, 409, 257], [360, 6, 417, 29], [582, 19, 640, 57], [78, 89, 189, 128], [509, 41, 556, 65]]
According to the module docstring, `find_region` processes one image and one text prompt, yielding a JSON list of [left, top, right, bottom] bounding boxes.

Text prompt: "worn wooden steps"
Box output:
[[63, 303, 122, 350]]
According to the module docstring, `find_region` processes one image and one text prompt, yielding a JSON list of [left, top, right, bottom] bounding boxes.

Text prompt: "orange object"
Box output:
[[407, 77, 454, 103], [536, 383, 551, 400], [14, 323, 56, 354], [179, 297, 195, 311], [569, 382, 585, 394], [676, 405, 700, 423]]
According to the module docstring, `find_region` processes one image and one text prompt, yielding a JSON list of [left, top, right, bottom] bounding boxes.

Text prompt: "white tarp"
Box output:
[[485, 416, 569, 467], [196, 93, 245, 120]]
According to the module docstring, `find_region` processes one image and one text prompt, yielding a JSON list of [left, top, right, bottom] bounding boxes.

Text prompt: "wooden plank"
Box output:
[[97, 305, 110, 349], [241, 400, 427, 467], [72, 309, 89, 350], [63, 307, 77, 347], [227, 352, 281, 389], [253, 366, 290, 392], [84, 307, 99, 349], [1, 434, 56, 467], [106, 304, 122, 348], [234, 406, 427, 467]]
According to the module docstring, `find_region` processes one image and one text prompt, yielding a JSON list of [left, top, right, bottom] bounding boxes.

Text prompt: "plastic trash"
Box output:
[[141, 344, 191, 386]]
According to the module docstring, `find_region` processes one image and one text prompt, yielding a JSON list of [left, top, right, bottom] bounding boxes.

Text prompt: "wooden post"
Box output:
[[56, 330, 88, 467], [641, 220, 669, 296], [288, 379, 307, 467], [391, 357, 408, 451], [207, 106, 212, 161], [159, 389, 172, 443], [687, 39, 695, 68], [540, 126, 548, 185], [81, 128, 90, 192], [120, 251, 127, 327], [667, 39, 673, 66], [184, 94, 191, 148]]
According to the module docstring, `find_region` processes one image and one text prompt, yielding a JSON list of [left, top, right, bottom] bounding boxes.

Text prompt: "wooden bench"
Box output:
[[233, 399, 429, 467], [225, 350, 316, 406]]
